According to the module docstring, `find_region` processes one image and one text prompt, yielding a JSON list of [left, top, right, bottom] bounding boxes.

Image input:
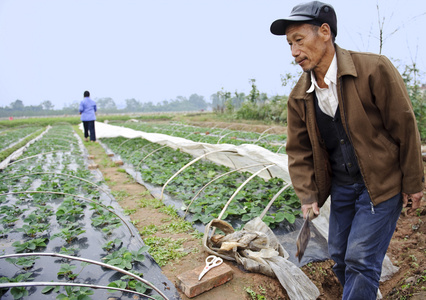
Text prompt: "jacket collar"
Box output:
[[290, 44, 357, 100], [335, 44, 357, 78]]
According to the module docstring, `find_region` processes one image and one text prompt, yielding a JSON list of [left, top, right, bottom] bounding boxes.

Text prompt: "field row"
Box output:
[[0, 124, 173, 300]]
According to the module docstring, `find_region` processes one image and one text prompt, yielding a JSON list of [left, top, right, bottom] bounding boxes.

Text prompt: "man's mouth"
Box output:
[[297, 58, 307, 66]]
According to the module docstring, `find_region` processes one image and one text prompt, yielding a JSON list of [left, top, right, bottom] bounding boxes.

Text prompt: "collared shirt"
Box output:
[[306, 54, 338, 117]]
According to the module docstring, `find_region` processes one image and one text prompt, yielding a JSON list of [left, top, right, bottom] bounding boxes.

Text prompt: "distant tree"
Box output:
[[9, 99, 24, 111], [125, 98, 141, 111], [41, 100, 54, 110], [211, 89, 230, 113], [231, 92, 245, 109], [96, 97, 117, 110], [188, 94, 208, 110], [63, 101, 79, 112], [27, 105, 43, 112], [141, 101, 155, 111], [247, 79, 260, 104]]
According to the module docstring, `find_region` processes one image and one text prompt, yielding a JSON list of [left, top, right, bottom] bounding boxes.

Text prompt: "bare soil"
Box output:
[[79, 121, 425, 300]]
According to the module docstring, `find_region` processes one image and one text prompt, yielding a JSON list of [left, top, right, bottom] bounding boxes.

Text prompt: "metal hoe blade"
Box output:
[[295, 212, 311, 262]]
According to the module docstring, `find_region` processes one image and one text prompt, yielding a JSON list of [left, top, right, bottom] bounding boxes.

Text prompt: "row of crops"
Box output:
[[100, 134, 301, 228], [0, 126, 47, 163], [0, 124, 176, 300], [114, 121, 288, 153], [0, 126, 43, 152]]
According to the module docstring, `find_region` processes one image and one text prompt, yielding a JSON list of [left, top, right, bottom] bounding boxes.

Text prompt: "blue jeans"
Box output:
[[328, 182, 402, 300]]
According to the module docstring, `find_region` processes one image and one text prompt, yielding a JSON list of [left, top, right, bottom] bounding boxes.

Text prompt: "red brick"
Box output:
[[176, 263, 233, 298], [114, 160, 124, 166]]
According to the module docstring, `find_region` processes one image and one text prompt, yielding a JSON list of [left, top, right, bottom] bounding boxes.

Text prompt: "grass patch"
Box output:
[[137, 197, 164, 209], [159, 205, 178, 217], [143, 236, 188, 267], [244, 286, 267, 300], [123, 208, 137, 215], [140, 224, 158, 236], [111, 190, 130, 201], [159, 219, 194, 234], [99, 157, 115, 168]]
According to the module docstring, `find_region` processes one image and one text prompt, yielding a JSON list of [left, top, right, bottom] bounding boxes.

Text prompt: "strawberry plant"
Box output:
[[0, 272, 33, 299], [42, 285, 94, 300], [52, 224, 86, 244], [4, 257, 39, 271], [102, 246, 149, 271], [12, 238, 47, 253]]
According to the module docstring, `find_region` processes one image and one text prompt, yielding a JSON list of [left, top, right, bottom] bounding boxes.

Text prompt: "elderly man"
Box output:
[[270, 1, 424, 299]]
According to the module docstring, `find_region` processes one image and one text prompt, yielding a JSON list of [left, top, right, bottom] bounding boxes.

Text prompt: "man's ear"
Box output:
[[319, 23, 332, 42]]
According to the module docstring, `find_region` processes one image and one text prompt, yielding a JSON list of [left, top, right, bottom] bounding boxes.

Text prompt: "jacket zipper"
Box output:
[[338, 77, 373, 205]]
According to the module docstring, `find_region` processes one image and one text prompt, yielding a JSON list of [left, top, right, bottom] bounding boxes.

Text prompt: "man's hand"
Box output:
[[402, 191, 424, 214], [301, 202, 320, 220]]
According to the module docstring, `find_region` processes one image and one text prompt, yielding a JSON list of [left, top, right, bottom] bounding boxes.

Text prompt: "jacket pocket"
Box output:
[[376, 132, 398, 154]]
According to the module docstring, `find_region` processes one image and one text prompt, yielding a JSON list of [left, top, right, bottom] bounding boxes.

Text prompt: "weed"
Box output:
[[124, 174, 136, 183], [137, 197, 164, 209], [191, 231, 204, 239], [130, 219, 140, 226], [143, 236, 188, 267], [160, 219, 194, 234], [112, 190, 130, 201], [100, 157, 114, 167], [159, 205, 178, 217], [141, 224, 158, 236], [123, 208, 137, 215], [244, 286, 266, 300], [139, 191, 151, 196]]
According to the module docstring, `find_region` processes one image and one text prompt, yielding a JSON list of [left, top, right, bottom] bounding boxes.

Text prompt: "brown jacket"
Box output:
[[286, 45, 424, 207]]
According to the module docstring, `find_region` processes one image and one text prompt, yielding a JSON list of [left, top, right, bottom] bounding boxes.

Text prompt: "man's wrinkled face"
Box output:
[[285, 23, 327, 73]]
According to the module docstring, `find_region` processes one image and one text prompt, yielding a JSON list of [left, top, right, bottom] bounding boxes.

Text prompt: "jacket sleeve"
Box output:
[[286, 98, 319, 205], [79, 101, 84, 114], [371, 56, 424, 194]]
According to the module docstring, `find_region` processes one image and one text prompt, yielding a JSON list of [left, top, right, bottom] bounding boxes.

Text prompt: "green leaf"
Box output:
[[274, 212, 285, 223], [10, 287, 28, 299], [41, 285, 61, 293], [283, 212, 296, 224]]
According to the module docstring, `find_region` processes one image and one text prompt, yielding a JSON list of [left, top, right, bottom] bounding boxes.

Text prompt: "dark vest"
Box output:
[[314, 94, 363, 185]]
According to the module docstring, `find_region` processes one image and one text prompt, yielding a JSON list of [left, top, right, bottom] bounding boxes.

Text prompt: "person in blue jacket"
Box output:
[[79, 90, 97, 142]]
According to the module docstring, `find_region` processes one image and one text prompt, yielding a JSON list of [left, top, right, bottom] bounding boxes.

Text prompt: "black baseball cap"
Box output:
[[270, 1, 337, 37]]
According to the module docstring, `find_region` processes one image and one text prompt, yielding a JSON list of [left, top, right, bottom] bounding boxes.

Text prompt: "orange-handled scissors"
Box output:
[[198, 255, 223, 280]]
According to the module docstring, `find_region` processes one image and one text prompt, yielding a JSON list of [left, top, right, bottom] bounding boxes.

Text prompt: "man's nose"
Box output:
[[291, 44, 300, 57]]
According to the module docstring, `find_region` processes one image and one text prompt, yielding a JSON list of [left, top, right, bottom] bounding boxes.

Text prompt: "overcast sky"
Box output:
[[0, 0, 425, 109]]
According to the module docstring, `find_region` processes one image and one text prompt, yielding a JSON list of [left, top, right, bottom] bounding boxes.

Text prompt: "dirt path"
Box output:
[[75, 124, 425, 300]]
